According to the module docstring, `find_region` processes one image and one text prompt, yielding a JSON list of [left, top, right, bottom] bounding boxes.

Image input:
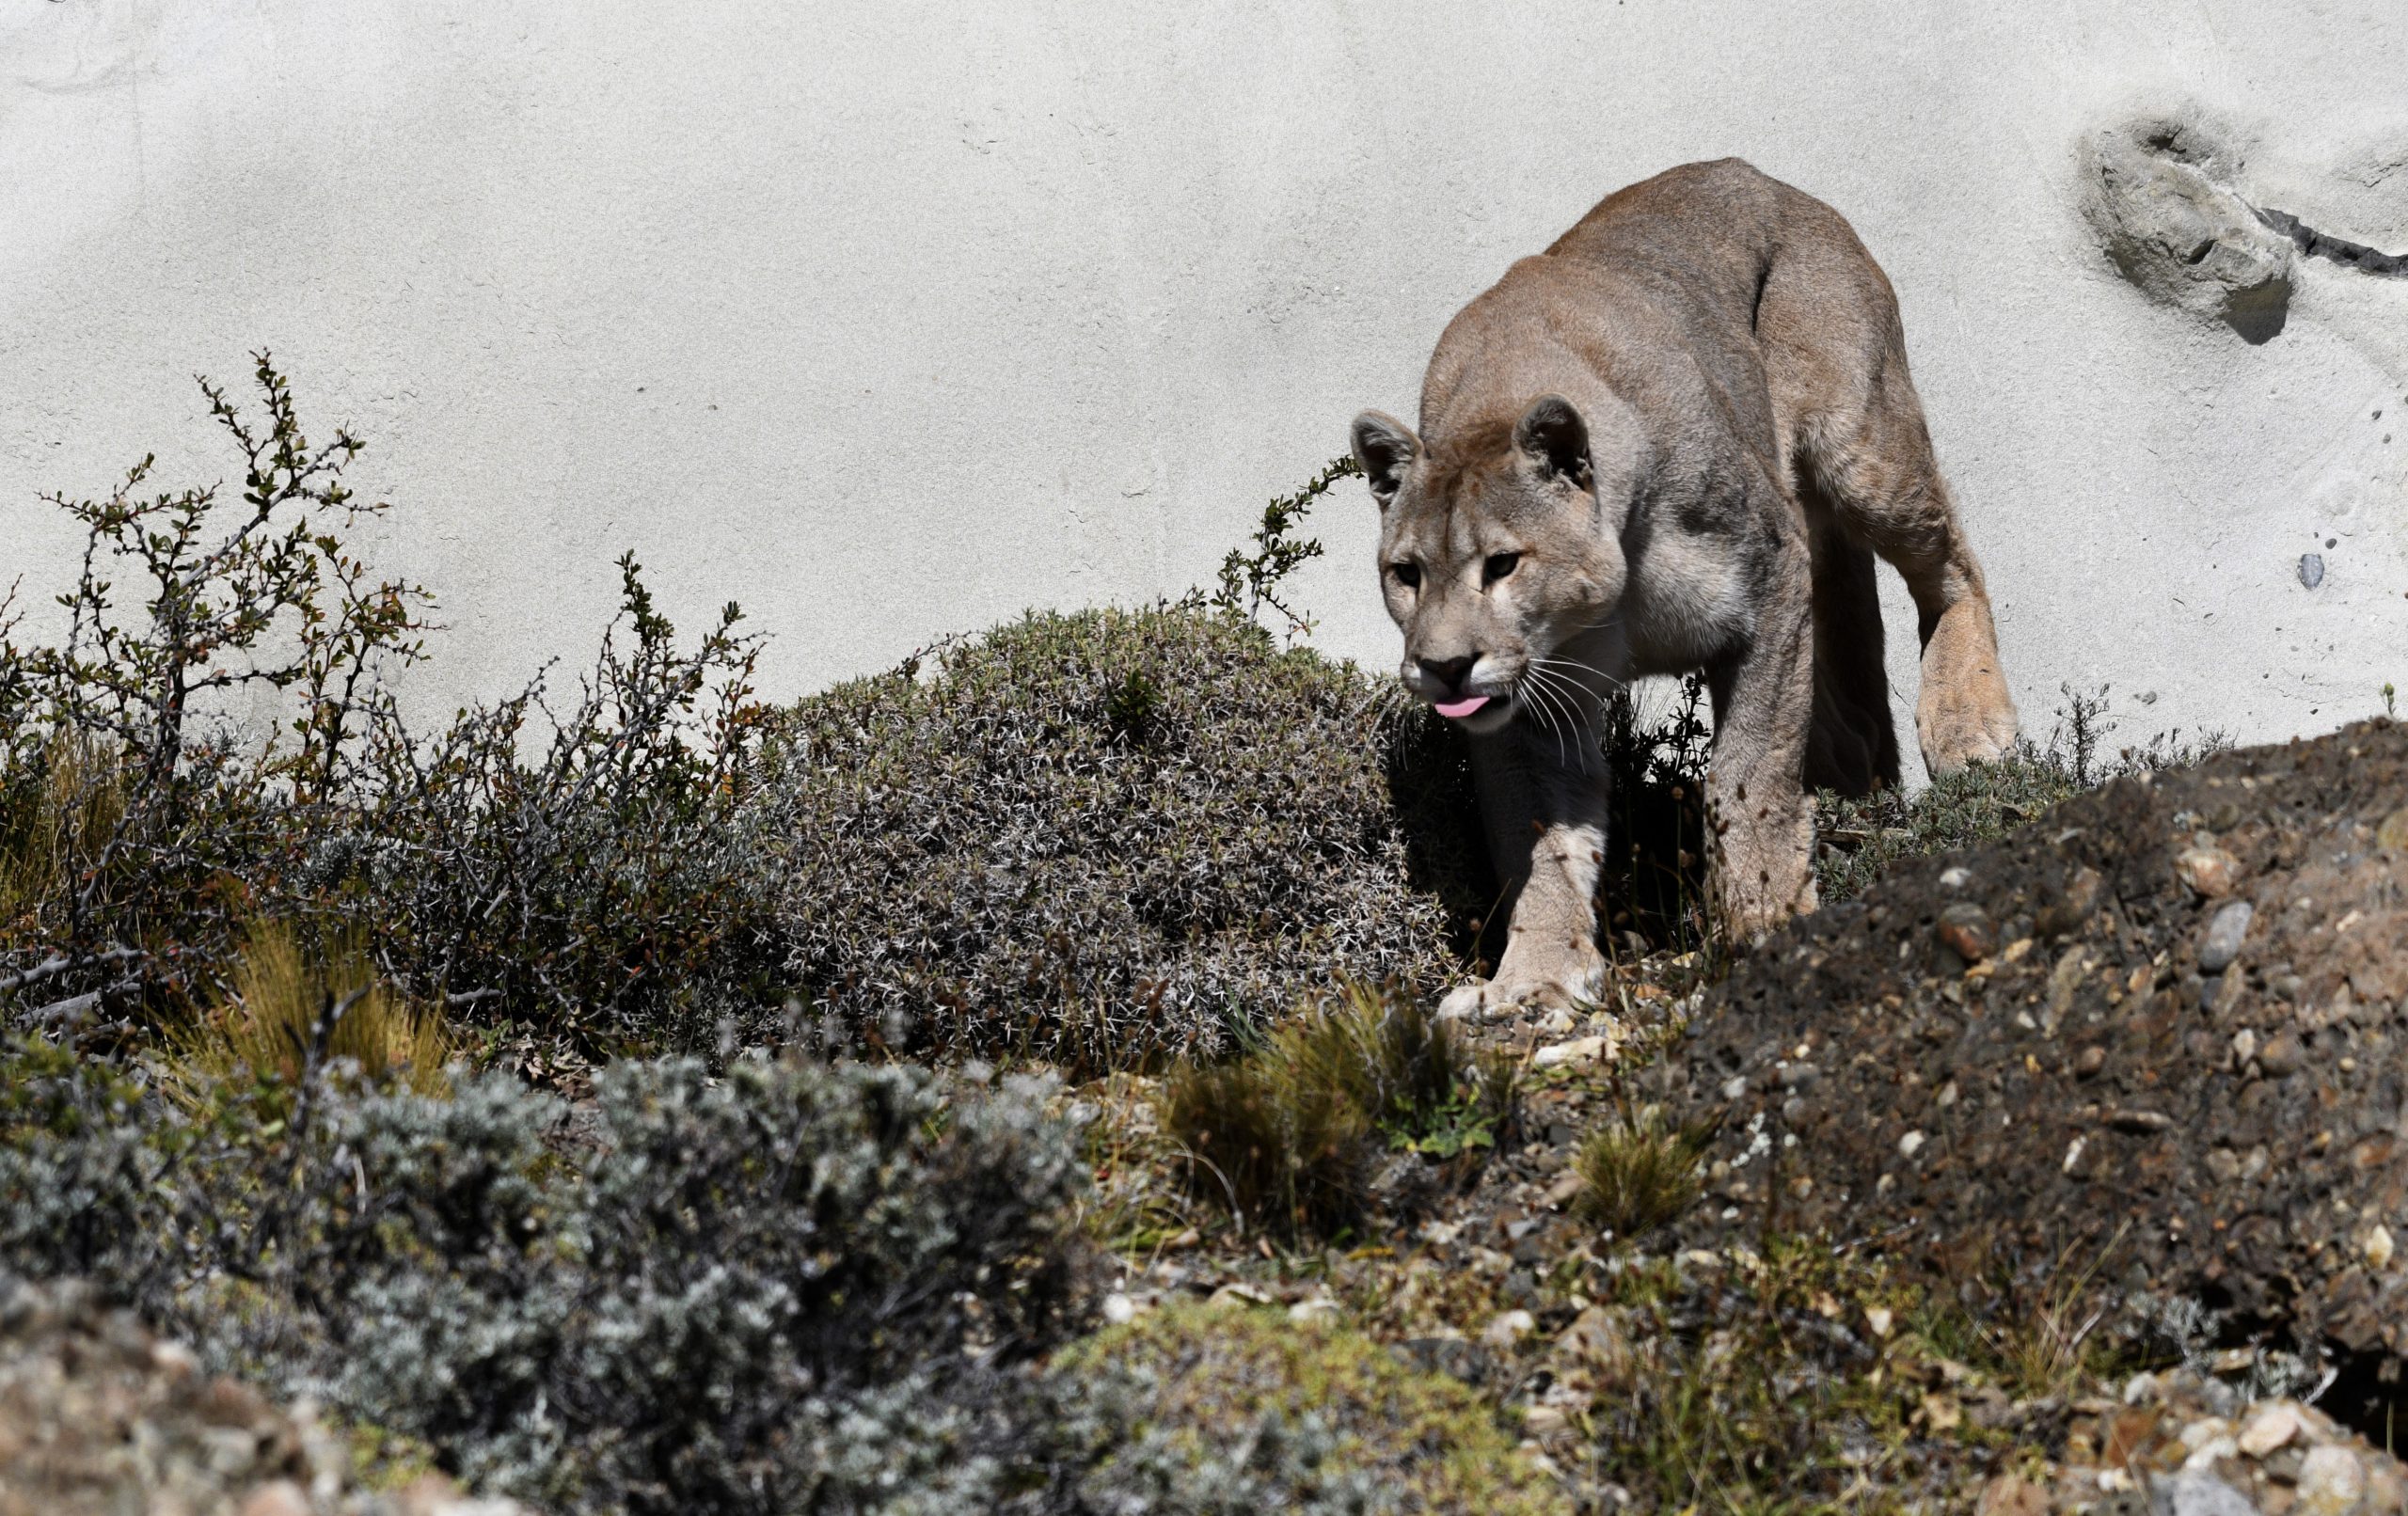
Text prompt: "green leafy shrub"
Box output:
[[0, 1037, 1092, 1514], [1156, 984, 1512, 1240], [752, 607, 1479, 1072], [1049, 1300, 1569, 1514]]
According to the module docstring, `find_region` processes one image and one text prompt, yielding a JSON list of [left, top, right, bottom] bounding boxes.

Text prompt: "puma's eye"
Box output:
[[1390, 562, 1421, 590], [1483, 552, 1521, 585]]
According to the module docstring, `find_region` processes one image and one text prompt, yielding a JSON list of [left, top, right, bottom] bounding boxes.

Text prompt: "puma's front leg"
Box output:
[[1706, 553, 1819, 944], [1438, 725, 1609, 1021]]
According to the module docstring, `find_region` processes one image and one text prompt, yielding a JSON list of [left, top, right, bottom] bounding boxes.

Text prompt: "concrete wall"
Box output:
[[5, 1, 2405, 773]]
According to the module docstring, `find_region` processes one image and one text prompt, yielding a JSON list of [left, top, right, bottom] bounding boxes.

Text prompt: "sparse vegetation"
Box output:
[[1571, 1103, 1713, 1240], [4, 368, 2310, 1513], [1157, 983, 1512, 1239], [1814, 685, 2229, 904], [1054, 1301, 1568, 1514]]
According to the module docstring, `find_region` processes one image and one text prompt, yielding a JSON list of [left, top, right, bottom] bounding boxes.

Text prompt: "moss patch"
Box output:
[[1057, 1300, 1569, 1514]]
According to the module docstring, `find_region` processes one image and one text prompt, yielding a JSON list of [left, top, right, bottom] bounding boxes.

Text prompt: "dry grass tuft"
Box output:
[[1157, 981, 1512, 1240], [1572, 1104, 1713, 1240], [171, 920, 448, 1100]]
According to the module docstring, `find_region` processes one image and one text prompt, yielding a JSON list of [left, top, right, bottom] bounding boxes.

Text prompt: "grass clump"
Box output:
[[1054, 1300, 1569, 1515], [1571, 1104, 1713, 1240], [170, 920, 448, 1102], [1157, 983, 1511, 1240], [753, 608, 1478, 1073], [1574, 1241, 2005, 1510]]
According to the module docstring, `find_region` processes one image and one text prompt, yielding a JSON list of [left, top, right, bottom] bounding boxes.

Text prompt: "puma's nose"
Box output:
[[1417, 655, 1477, 693]]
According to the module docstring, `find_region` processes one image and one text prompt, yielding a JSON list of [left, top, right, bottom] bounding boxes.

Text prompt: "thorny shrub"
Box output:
[[0, 358, 782, 1066], [751, 607, 1479, 1073], [2, 379, 1484, 1072]]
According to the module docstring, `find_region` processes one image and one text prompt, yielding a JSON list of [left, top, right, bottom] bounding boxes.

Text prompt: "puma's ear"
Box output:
[[1351, 411, 1419, 506], [1513, 394, 1592, 488]]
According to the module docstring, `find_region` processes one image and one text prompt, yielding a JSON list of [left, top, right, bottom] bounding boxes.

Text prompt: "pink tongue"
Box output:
[[1434, 694, 1491, 719]]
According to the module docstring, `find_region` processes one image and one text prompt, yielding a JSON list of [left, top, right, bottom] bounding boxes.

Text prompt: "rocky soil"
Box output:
[[1666, 719, 2408, 1415], [0, 1274, 521, 1516], [13, 719, 2405, 1512]]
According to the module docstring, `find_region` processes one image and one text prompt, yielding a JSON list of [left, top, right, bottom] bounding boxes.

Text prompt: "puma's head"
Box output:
[[1351, 394, 1630, 734]]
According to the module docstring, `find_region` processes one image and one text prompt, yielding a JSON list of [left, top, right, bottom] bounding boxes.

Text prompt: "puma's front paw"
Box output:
[[1434, 959, 1606, 1023]]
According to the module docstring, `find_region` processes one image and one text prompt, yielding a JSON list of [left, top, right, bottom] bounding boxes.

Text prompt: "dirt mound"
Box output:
[[1662, 719, 2408, 1399]]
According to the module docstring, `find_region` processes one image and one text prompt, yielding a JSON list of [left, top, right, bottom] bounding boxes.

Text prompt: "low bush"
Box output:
[[0, 1036, 1092, 1514], [1156, 984, 1513, 1240], [1814, 687, 2229, 906], [1, 374, 1483, 1071], [0, 359, 780, 1067], [752, 608, 1479, 1072]]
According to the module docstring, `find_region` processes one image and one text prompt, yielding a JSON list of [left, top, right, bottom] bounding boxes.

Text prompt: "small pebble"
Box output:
[[1482, 1309, 1537, 1348], [2258, 1034, 2303, 1077], [1531, 1036, 1605, 1070], [2299, 552, 2325, 589], [2175, 845, 2241, 898], [1937, 903, 1993, 962], [2198, 900, 2253, 972], [2238, 1403, 2301, 1456]]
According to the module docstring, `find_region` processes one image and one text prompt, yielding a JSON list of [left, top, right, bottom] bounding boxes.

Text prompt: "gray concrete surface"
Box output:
[[5, 2, 2405, 774]]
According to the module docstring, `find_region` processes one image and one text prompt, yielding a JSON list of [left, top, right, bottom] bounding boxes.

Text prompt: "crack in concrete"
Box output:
[[2254, 207, 2408, 277]]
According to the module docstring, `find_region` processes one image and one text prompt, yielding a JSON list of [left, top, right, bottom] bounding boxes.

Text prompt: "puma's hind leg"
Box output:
[[1806, 372, 2019, 775], [1798, 486, 1901, 798]]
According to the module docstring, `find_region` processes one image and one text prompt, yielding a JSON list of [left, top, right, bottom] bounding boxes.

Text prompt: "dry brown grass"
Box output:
[[170, 919, 449, 1100]]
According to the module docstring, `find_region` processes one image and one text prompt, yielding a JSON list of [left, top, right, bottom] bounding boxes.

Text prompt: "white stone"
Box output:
[[1898, 1129, 1925, 1159], [1532, 1036, 1606, 1070], [2236, 1403, 2300, 1457], [1101, 1291, 1137, 1324], [2296, 1445, 2367, 1514], [1482, 1309, 1537, 1348], [2367, 1224, 2395, 1270]]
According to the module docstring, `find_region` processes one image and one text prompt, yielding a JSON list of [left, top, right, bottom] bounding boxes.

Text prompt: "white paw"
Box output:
[[1436, 980, 1494, 1022], [1435, 966, 1603, 1023]]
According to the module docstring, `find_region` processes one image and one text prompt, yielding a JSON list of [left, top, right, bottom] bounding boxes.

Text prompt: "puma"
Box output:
[[1351, 159, 2019, 1019]]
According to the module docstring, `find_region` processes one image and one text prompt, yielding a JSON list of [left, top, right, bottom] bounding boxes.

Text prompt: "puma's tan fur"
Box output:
[[1352, 159, 2017, 1018]]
